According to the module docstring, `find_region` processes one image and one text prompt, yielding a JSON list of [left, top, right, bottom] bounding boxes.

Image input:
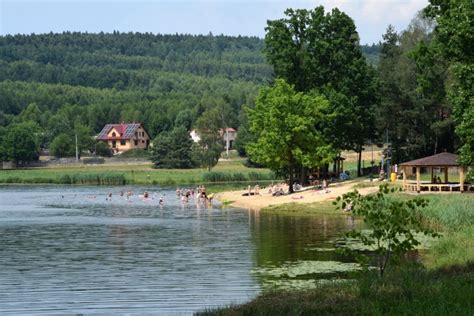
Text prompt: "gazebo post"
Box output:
[[402, 166, 407, 189], [444, 167, 448, 184], [430, 167, 434, 183], [416, 166, 421, 193], [460, 166, 465, 193]]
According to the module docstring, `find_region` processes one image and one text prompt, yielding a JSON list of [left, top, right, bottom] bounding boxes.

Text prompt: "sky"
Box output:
[[0, 0, 428, 44]]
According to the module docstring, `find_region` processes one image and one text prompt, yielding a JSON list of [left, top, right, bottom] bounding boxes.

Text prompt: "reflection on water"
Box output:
[[0, 186, 360, 314], [247, 210, 363, 290]]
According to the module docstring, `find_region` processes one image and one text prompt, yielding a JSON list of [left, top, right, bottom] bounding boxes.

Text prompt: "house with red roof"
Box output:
[[97, 123, 150, 154]]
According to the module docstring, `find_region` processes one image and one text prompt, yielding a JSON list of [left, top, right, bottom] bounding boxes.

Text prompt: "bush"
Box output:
[[95, 142, 112, 157], [335, 184, 440, 277], [50, 133, 75, 158]]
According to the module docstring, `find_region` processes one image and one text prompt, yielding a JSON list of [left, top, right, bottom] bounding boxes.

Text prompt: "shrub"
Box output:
[[335, 184, 440, 277]]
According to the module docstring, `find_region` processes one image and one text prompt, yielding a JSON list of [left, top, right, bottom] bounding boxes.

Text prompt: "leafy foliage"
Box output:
[[2, 121, 39, 162], [247, 79, 335, 192], [335, 184, 440, 277], [151, 126, 194, 169], [264, 6, 377, 175], [424, 0, 474, 167], [192, 107, 226, 171], [49, 133, 75, 158], [0, 33, 268, 158]]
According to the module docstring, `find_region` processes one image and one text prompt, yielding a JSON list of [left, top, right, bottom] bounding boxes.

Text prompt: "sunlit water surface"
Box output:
[[0, 186, 359, 314]]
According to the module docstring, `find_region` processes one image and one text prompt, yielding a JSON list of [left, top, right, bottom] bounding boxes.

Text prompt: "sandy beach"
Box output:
[[216, 180, 380, 210]]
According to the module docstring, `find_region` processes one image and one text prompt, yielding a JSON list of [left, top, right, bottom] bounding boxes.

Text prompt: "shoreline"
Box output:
[[216, 179, 380, 211]]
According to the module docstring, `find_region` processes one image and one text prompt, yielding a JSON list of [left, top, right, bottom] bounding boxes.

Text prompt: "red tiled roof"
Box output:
[[97, 123, 144, 141], [399, 152, 459, 167]]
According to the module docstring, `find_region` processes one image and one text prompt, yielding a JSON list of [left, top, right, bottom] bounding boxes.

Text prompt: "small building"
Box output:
[[222, 127, 237, 151], [97, 123, 150, 154], [190, 128, 237, 151], [399, 152, 472, 193]]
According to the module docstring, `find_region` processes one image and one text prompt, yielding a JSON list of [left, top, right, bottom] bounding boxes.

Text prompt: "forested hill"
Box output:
[[0, 32, 274, 140], [0, 32, 272, 89], [0, 32, 380, 142]]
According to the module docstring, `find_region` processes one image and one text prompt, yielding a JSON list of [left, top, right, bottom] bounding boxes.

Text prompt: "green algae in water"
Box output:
[[261, 278, 354, 291], [334, 230, 439, 251], [253, 260, 361, 278]]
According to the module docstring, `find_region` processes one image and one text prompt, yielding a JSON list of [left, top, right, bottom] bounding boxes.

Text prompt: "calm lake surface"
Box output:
[[0, 186, 360, 315]]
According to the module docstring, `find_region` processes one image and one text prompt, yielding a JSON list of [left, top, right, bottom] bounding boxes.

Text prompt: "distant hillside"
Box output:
[[0, 32, 380, 142], [360, 43, 381, 66], [0, 33, 273, 140]]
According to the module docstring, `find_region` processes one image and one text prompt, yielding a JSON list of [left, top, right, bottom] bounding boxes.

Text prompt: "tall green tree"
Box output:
[[424, 0, 474, 167], [3, 121, 39, 162], [247, 79, 335, 193], [50, 133, 75, 158], [192, 107, 225, 171], [376, 15, 453, 164], [264, 6, 376, 175], [151, 126, 194, 169]]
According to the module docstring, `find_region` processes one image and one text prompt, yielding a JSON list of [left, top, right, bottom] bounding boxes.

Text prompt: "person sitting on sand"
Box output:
[[379, 168, 385, 181], [272, 188, 285, 197]]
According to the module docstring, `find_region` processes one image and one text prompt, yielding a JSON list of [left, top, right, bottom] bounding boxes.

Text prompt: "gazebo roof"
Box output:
[[399, 152, 459, 167]]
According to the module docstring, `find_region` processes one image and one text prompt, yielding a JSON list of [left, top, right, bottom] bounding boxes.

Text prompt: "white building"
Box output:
[[190, 128, 237, 151]]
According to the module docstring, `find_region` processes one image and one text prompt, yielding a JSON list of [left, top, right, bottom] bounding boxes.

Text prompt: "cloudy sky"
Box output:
[[0, 0, 428, 44]]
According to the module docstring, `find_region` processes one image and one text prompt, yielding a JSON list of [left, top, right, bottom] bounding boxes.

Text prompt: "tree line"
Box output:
[[242, 1, 472, 188], [2, 1, 470, 180]]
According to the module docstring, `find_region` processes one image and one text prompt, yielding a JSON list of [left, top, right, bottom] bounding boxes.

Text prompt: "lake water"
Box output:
[[0, 186, 360, 315]]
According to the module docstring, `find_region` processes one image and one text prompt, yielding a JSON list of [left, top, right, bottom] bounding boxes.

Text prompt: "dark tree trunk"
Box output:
[[299, 165, 305, 186], [288, 166, 294, 194], [357, 149, 362, 177]]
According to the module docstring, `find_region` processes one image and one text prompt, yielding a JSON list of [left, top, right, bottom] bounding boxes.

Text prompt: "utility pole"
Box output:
[[385, 128, 391, 179], [75, 133, 79, 162], [226, 129, 229, 158]]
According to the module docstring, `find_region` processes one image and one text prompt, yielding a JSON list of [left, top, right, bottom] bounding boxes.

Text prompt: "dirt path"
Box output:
[[216, 180, 380, 210]]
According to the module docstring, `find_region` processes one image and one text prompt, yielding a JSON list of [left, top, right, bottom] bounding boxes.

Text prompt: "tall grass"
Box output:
[[0, 172, 127, 185], [202, 171, 277, 183], [413, 194, 474, 268], [200, 262, 474, 315]]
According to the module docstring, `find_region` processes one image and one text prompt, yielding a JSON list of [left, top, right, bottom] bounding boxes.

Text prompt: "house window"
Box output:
[[112, 140, 116, 148], [112, 132, 116, 137], [134, 140, 138, 146], [142, 132, 145, 137], [120, 140, 126, 146], [142, 140, 145, 143]]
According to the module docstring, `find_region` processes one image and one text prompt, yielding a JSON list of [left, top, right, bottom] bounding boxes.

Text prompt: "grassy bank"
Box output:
[[199, 262, 473, 315], [0, 159, 279, 187], [202, 192, 474, 315]]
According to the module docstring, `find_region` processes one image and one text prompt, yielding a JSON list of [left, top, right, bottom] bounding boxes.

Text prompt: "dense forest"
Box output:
[[0, 32, 381, 157], [0, 33, 273, 142], [5, 6, 469, 173]]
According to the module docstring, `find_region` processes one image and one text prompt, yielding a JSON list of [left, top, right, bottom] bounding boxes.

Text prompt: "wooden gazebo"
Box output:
[[399, 152, 470, 193]]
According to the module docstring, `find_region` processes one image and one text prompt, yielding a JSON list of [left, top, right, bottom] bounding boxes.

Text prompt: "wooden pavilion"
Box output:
[[399, 152, 471, 193]]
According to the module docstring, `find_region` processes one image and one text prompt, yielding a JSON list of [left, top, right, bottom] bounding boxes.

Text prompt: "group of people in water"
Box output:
[[175, 185, 214, 205], [97, 185, 212, 206]]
